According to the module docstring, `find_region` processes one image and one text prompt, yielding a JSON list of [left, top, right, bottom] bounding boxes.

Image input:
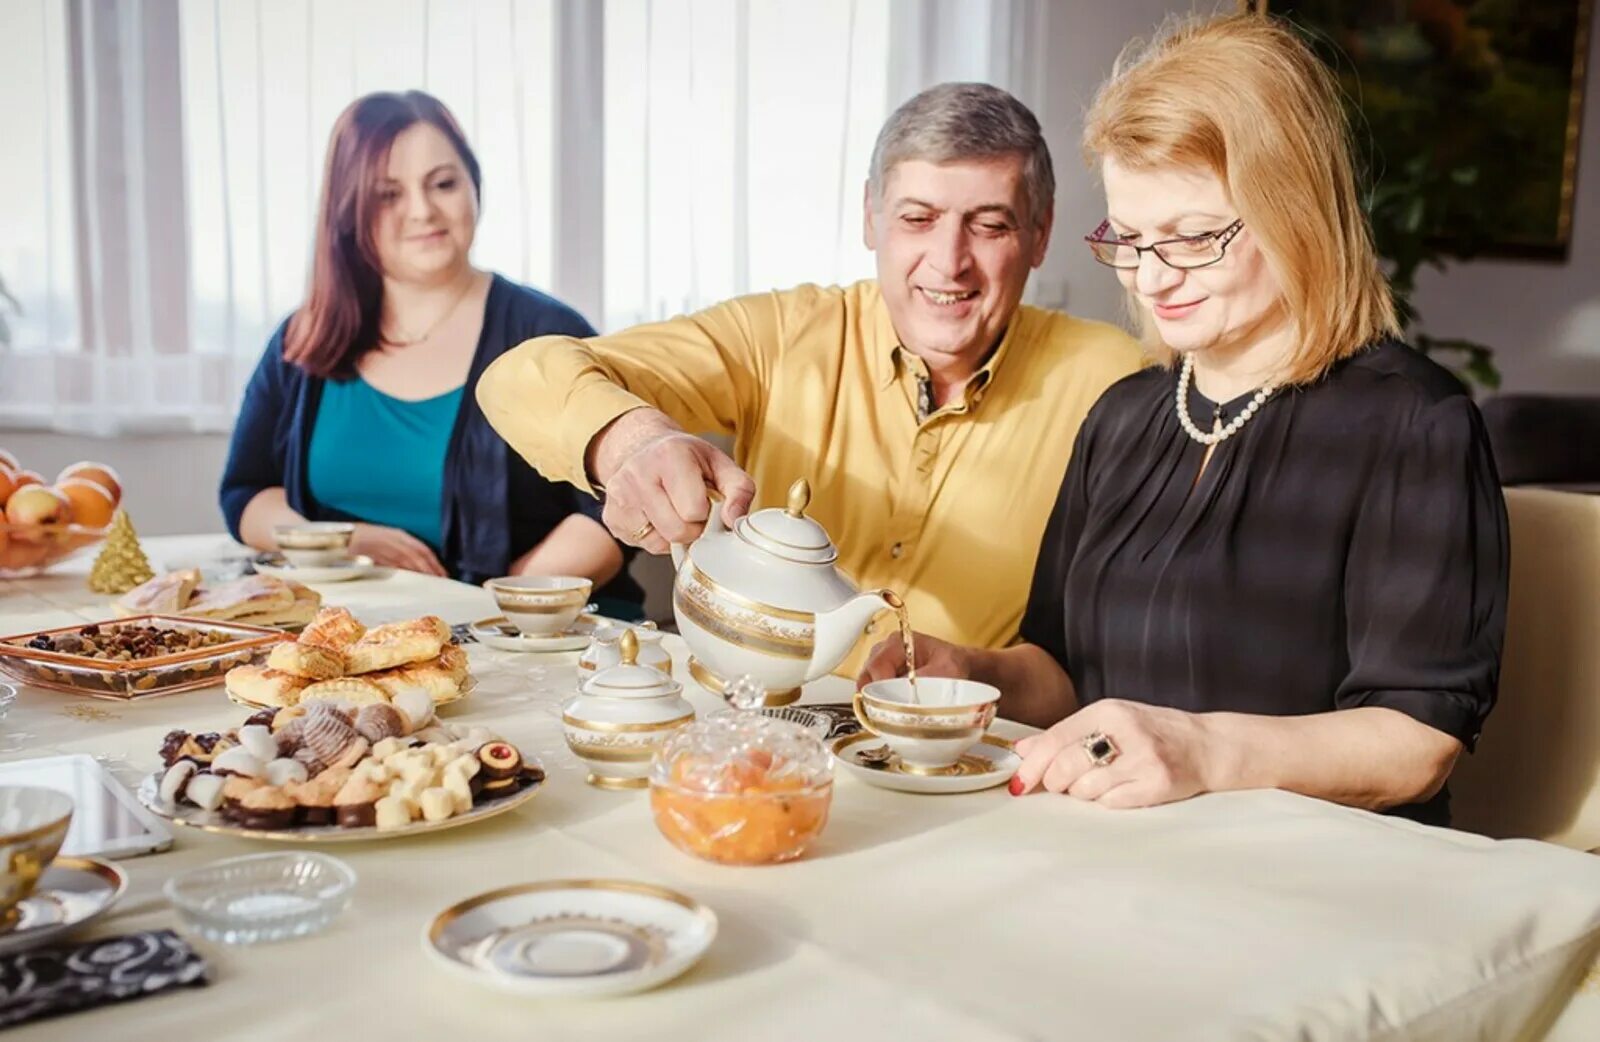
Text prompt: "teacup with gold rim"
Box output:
[[272, 522, 355, 568], [486, 575, 592, 637], [0, 787, 74, 928], [853, 678, 1000, 772]]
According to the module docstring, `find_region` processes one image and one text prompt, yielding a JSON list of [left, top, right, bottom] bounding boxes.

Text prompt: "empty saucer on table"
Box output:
[[832, 732, 1020, 794], [251, 552, 377, 584], [425, 879, 716, 998], [468, 615, 599, 653], [0, 857, 128, 955]]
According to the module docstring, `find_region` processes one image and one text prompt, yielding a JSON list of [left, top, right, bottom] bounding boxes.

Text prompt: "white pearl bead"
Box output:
[[1174, 354, 1274, 446]]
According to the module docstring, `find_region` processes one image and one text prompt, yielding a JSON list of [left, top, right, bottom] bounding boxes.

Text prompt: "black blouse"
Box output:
[[1019, 340, 1508, 825]]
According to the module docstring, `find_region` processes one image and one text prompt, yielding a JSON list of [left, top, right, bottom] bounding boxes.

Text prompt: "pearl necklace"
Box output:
[[1174, 353, 1275, 446]]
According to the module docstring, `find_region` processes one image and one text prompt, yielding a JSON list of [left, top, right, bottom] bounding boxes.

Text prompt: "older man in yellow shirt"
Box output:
[[479, 83, 1141, 676]]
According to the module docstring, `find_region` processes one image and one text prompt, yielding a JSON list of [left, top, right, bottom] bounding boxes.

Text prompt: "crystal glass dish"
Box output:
[[650, 709, 834, 865], [0, 615, 278, 700], [164, 852, 355, 944]]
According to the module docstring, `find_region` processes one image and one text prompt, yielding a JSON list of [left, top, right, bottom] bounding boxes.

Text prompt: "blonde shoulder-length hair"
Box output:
[[1082, 13, 1399, 386]]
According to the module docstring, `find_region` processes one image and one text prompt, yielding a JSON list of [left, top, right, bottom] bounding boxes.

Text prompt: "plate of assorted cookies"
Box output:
[[138, 691, 543, 842], [224, 607, 473, 712]]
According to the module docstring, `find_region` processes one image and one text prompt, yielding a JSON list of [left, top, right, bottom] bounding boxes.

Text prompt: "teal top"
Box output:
[[306, 377, 465, 552]]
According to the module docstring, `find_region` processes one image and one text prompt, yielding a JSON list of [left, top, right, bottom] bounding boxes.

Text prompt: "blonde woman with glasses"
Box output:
[[860, 13, 1508, 827]]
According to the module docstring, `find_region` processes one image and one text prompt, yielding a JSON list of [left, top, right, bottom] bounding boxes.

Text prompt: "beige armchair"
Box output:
[[1450, 488, 1600, 851]]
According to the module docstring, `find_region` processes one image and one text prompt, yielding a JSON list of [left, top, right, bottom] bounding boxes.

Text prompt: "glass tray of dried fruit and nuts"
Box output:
[[138, 694, 544, 842], [0, 615, 281, 700]]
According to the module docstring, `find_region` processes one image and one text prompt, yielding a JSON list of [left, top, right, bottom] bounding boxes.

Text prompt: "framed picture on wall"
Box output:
[[1252, 0, 1594, 259]]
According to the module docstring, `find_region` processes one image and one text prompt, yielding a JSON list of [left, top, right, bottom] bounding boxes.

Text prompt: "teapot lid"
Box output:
[[579, 630, 682, 699], [736, 480, 837, 565]]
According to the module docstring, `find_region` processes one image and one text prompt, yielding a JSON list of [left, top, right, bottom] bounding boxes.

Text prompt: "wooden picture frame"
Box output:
[[1251, 0, 1594, 259]]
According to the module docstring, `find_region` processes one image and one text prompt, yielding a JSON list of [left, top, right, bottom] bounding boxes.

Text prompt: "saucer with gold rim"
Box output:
[[251, 552, 378, 584], [0, 857, 127, 955], [832, 732, 1020, 794], [468, 615, 600, 653], [425, 879, 716, 998]]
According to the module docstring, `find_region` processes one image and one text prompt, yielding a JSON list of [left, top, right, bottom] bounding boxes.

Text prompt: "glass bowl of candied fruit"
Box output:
[[649, 695, 833, 866]]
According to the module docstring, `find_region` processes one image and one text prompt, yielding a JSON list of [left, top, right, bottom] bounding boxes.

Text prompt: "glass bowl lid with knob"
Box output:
[[648, 675, 833, 865]]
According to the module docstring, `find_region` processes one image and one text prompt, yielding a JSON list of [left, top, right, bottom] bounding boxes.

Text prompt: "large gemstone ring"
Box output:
[[1081, 730, 1119, 768]]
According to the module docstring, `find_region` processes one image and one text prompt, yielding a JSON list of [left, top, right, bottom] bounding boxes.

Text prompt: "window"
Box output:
[[0, 0, 1031, 433]]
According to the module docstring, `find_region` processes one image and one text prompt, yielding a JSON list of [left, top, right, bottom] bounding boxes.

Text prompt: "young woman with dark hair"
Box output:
[[220, 91, 641, 611]]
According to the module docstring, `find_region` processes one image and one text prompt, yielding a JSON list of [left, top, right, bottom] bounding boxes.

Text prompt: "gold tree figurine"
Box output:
[[88, 510, 155, 594]]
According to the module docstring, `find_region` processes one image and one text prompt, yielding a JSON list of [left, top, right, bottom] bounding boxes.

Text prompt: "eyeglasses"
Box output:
[[1084, 219, 1245, 270]]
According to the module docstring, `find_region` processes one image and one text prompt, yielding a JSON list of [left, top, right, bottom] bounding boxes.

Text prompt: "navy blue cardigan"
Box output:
[[219, 274, 642, 602]]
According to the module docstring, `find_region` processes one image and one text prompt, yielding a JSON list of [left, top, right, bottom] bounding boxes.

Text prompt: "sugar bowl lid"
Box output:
[[734, 480, 837, 566], [579, 631, 680, 699]]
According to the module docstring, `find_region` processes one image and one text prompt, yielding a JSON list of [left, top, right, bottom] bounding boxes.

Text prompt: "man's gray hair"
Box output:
[[867, 83, 1054, 226]]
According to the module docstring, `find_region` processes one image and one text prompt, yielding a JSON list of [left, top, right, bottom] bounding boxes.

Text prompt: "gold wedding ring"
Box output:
[[629, 520, 656, 543], [1081, 731, 1119, 768]]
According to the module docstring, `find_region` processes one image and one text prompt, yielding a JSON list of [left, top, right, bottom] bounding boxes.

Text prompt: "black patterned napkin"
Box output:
[[0, 929, 208, 1028]]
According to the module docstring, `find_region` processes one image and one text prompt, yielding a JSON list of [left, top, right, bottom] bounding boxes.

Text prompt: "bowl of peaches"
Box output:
[[0, 450, 122, 578]]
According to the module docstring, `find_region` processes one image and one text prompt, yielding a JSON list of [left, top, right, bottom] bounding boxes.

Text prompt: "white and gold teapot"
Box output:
[[671, 479, 892, 705]]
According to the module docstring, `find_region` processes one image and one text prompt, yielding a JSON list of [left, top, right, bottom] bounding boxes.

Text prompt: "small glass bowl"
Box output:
[[165, 852, 355, 945]]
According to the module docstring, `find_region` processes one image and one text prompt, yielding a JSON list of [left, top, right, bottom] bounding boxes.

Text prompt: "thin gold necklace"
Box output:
[[379, 272, 476, 348]]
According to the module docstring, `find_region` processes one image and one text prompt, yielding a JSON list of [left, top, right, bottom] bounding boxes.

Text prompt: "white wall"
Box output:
[[0, 432, 232, 537], [1030, 0, 1189, 325], [1409, 17, 1600, 394]]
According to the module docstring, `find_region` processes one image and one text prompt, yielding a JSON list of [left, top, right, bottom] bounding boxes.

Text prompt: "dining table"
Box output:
[[3, 533, 1600, 1041]]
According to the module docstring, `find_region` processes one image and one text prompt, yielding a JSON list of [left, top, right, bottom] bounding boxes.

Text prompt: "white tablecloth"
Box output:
[[3, 535, 1600, 1041]]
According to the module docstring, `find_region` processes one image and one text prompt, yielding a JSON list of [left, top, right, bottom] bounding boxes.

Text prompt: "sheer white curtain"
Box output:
[[600, 0, 1045, 332], [0, 0, 1042, 434]]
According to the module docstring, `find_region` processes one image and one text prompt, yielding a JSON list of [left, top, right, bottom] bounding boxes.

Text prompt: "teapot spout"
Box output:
[[807, 589, 893, 682]]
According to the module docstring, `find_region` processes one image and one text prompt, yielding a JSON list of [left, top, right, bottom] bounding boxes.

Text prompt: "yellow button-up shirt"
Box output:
[[478, 280, 1142, 674]]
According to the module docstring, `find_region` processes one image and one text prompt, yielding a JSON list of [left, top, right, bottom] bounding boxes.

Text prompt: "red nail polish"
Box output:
[[1008, 776, 1025, 796]]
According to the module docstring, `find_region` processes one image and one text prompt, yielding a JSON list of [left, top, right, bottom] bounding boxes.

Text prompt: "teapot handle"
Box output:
[[670, 486, 727, 569]]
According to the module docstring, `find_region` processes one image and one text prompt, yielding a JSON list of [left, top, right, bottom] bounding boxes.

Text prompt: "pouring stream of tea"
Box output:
[[883, 590, 918, 704]]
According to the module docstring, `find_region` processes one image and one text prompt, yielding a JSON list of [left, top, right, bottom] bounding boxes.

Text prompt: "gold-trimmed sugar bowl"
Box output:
[[561, 631, 695, 790], [577, 621, 672, 678]]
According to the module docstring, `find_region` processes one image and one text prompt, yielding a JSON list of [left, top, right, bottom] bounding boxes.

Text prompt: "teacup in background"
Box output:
[[0, 787, 74, 927], [486, 576, 593, 636], [272, 522, 355, 568], [853, 677, 1000, 771]]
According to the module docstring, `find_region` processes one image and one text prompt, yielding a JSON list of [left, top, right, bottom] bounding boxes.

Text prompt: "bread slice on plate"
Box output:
[[115, 568, 202, 615]]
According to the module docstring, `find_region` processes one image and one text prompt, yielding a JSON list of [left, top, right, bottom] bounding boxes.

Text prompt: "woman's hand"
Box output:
[[1010, 699, 1219, 808], [349, 523, 447, 576], [855, 631, 977, 686]]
